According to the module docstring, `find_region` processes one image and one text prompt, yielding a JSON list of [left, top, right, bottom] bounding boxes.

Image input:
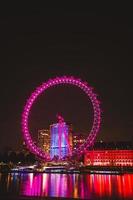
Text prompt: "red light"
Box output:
[[85, 150, 133, 166]]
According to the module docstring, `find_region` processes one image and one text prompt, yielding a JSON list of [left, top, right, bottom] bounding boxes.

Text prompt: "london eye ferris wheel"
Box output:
[[22, 76, 101, 160]]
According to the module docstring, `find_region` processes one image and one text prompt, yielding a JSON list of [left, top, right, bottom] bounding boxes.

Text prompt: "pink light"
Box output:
[[22, 76, 101, 159]]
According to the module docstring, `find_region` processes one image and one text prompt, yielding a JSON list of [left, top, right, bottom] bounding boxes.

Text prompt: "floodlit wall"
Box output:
[[50, 123, 70, 158], [85, 150, 133, 166]]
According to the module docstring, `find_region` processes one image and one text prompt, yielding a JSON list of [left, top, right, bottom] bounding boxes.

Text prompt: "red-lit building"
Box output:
[[84, 150, 133, 166]]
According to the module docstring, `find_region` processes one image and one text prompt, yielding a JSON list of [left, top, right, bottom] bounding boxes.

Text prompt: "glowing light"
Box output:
[[22, 76, 101, 159], [3, 173, 133, 199], [85, 150, 133, 166], [50, 122, 71, 158]]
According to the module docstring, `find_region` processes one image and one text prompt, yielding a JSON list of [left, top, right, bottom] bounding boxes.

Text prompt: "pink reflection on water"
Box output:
[[42, 174, 48, 196], [20, 173, 133, 199]]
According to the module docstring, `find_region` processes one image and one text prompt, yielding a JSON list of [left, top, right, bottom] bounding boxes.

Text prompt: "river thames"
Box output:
[[0, 173, 133, 199]]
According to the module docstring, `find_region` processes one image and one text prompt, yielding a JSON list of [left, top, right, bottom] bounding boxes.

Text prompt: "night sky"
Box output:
[[0, 5, 132, 151]]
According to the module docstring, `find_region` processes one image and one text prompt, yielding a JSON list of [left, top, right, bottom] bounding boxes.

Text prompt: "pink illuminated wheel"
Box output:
[[22, 76, 101, 159]]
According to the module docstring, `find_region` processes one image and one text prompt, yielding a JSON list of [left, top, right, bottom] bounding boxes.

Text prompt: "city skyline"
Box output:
[[0, 6, 132, 151], [0, 4, 133, 200]]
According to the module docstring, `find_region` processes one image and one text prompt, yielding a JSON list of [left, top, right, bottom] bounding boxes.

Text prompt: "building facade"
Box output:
[[50, 122, 72, 159], [73, 134, 86, 151], [38, 129, 50, 153], [84, 150, 133, 166]]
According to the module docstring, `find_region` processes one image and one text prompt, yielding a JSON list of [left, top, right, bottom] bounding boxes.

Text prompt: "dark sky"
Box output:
[[0, 4, 133, 151]]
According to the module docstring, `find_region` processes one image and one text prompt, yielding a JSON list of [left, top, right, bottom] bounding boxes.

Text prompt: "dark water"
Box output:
[[0, 172, 133, 199]]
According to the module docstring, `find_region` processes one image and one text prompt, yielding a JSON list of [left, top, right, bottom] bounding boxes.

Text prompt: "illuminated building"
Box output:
[[38, 129, 50, 153], [68, 123, 73, 152], [73, 134, 86, 151], [50, 115, 72, 159], [84, 150, 133, 166]]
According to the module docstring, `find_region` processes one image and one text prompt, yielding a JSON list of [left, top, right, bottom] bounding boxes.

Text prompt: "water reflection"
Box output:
[[0, 172, 133, 199]]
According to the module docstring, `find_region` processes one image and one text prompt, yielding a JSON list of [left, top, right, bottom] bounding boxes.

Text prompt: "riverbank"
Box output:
[[0, 165, 133, 174]]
